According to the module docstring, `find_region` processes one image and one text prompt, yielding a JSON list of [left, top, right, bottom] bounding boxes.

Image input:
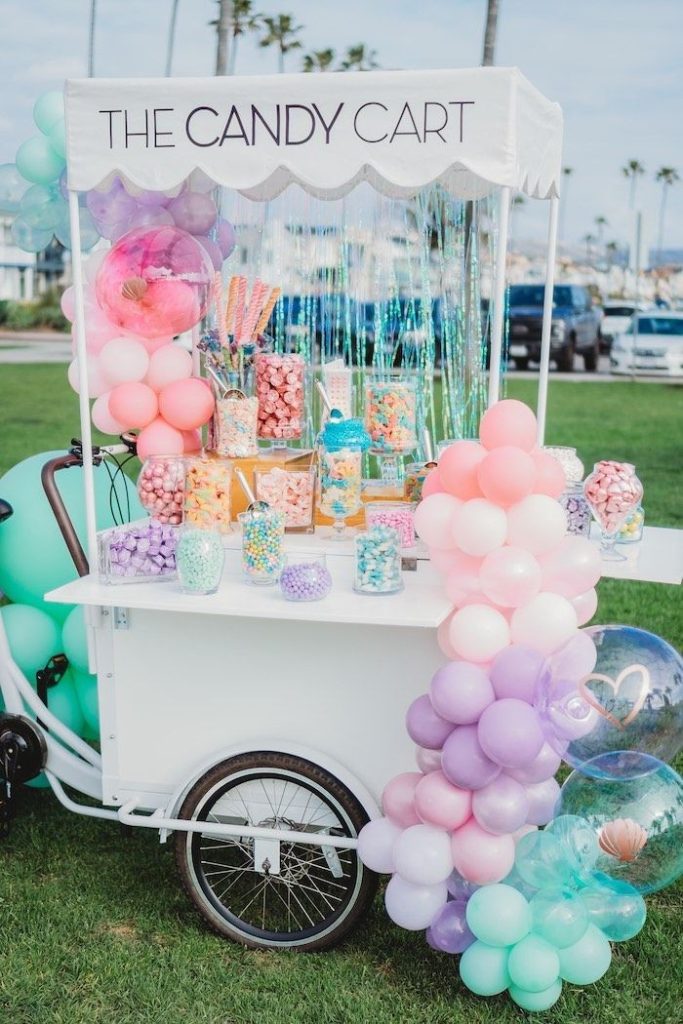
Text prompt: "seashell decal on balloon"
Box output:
[[598, 818, 648, 862], [121, 276, 148, 301]]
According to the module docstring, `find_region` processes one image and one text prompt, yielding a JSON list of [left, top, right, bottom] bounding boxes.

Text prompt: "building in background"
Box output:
[[0, 217, 66, 300]]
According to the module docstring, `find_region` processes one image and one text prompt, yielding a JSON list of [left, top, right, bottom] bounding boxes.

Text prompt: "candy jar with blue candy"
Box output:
[[354, 525, 403, 595], [239, 506, 285, 585], [318, 409, 370, 539], [364, 368, 418, 484]]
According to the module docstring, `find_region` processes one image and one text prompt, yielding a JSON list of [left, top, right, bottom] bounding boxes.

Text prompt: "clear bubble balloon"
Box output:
[[578, 877, 646, 942], [0, 163, 29, 215], [530, 887, 589, 948], [557, 751, 683, 894], [19, 183, 62, 230], [11, 217, 54, 252]]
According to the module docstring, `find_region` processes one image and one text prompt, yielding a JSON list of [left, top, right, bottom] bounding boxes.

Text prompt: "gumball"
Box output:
[[477, 446, 536, 506], [540, 535, 601, 598], [393, 824, 453, 885], [478, 699, 545, 769], [557, 924, 612, 985], [382, 772, 422, 828], [466, 884, 531, 947], [479, 546, 542, 608], [459, 941, 511, 996], [427, 900, 474, 954], [442, 725, 501, 791], [506, 494, 568, 556], [420, 468, 444, 499], [508, 979, 563, 1011], [414, 493, 461, 549], [158, 377, 215, 431], [438, 440, 485, 499], [415, 770, 472, 831], [511, 592, 578, 656], [405, 694, 453, 750], [168, 191, 218, 235], [508, 934, 560, 993], [489, 645, 548, 704], [472, 774, 529, 835], [357, 817, 402, 874], [525, 777, 561, 826], [108, 381, 158, 429], [479, 399, 537, 452], [452, 498, 507, 557], [91, 392, 126, 435], [67, 354, 112, 398], [136, 417, 186, 458], [451, 819, 515, 884], [99, 337, 150, 385], [532, 449, 566, 498], [448, 605, 510, 664], [430, 661, 495, 725], [384, 875, 448, 931], [530, 888, 589, 948]]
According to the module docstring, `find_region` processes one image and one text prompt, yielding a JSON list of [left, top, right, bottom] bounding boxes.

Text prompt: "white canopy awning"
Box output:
[[64, 67, 562, 201]]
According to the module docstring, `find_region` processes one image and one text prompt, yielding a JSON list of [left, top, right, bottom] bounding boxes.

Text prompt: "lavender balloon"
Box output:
[[507, 742, 562, 785], [489, 645, 548, 704], [406, 694, 454, 750], [477, 698, 545, 769], [426, 900, 475, 954], [442, 724, 501, 790], [216, 218, 236, 258], [472, 774, 529, 835], [525, 776, 561, 826], [194, 234, 224, 271], [168, 191, 217, 235], [430, 661, 495, 724], [446, 869, 479, 900]]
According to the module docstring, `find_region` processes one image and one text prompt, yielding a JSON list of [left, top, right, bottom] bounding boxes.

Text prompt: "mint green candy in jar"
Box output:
[[176, 527, 224, 595]]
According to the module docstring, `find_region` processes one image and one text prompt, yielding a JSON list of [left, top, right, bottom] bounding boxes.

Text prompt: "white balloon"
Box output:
[[449, 604, 510, 663], [507, 494, 567, 556], [452, 498, 508, 557], [99, 337, 150, 385], [67, 354, 112, 398], [392, 824, 453, 886], [384, 875, 448, 931], [357, 817, 402, 874], [416, 746, 442, 773], [414, 493, 462, 549], [510, 592, 578, 656]]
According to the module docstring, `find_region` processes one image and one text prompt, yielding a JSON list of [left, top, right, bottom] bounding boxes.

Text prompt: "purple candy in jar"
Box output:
[[279, 555, 332, 602]]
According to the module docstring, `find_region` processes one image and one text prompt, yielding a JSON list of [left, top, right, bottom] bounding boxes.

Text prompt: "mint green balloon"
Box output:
[[11, 216, 55, 253], [0, 163, 29, 215], [19, 183, 61, 231], [530, 887, 589, 948], [15, 136, 65, 186], [33, 90, 65, 134], [558, 924, 612, 985], [509, 979, 562, 1011], [0, 604, 61, 681], [47, 117, 66, 160], [72, 670, 99, 740], [459, 941, 510, 996], [61, 606, 89, 675], [466, 884, 531, 947], [47, 672, 85, 736], [508, 934, 560, 993]]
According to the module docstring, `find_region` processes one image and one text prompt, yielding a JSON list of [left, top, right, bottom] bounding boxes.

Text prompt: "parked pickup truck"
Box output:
[[507, 284, 602, 371]]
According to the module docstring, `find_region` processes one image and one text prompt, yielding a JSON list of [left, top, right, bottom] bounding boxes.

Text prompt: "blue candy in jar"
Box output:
[[354, 525, 403, 595]]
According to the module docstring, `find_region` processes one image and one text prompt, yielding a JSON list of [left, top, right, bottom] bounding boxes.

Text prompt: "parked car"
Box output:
[[610, 312, 683, 378], [600, 301, 649, 353], [507, 284, 601, 371]]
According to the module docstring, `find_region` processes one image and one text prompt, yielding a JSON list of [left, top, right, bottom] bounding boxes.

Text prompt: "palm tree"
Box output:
[[582, 232, 596, 264], [481, 0, 500, 65], [339, 44, 379, 71], [594, 215, 608, 247], [302, 48, 336, 72], [655, 166, 680, 258], [259, 14, 303, 73], [166, 0, 179, 76], [213, 0, 232, 75], [229, 0, 261, 74], [558, 166, 573, 244], [509, 194, 525, 253], [622, 159, 645, 209], [605, 240, 619, 267], [88, 0, 96, 76]]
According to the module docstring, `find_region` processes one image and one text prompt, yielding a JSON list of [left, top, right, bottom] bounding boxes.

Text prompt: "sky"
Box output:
[[1, 0, 682, 253]]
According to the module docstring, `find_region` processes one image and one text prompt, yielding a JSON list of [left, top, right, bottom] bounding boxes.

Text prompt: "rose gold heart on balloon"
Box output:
[[578, 663, 650, 731]]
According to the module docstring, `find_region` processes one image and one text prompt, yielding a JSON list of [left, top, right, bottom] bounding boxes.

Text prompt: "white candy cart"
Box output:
[[1, 67, 570, 950]]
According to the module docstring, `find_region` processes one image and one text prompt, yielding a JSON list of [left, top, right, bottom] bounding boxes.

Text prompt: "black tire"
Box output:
[[513, 357, 530, 370], [557, 337, 575, 372], [583, 346, 598, 372], [175, 751, 377, 951]]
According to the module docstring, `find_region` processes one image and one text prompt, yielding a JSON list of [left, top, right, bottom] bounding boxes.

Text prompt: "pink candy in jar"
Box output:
[[365, 501, 416, 547], [255, 352, 305, 441], [137, 455, 186, 525], [584, 460, 643, 535], [253, 467, 315, 531]]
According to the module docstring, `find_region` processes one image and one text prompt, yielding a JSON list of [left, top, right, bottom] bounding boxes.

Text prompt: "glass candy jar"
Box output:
[[279, 552, 332, 602], [239, 506, 286, 585], [184, 457, 232, 533], [137, 455, 186, 525], [543, 446, 584, 485], [364, 368, 418, 482], [559, 483, 592, 538], [99, 522, 178, 583], [365, 501, 416, 548], [253, 466, 316, 533], [208, 391, 259, 458], [318, 444, 363, 537], [403, 462, 437, 504], [584, 461, 643, 561], [354, 525, 404, 595], [617, 505, 645, 544], [254, 352, 306, 445], [176, 527, 224, 595]]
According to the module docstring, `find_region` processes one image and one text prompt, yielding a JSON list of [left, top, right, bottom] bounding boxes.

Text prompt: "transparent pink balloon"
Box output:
[[95, 226, 213, 339]]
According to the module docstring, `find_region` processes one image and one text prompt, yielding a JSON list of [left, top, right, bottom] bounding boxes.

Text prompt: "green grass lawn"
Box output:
[[0, 366, 681, 1024]]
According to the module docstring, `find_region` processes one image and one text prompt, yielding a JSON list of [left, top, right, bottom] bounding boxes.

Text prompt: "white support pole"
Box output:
[[487, 186, 511, 406], [536, 196, 560, 445], [67, 191, 99, 573]]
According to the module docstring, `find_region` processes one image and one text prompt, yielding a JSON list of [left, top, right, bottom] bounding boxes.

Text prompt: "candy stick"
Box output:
[[233, 276, 248, 343], [254, 286, 281, 338], [213, 273, 227, 349], [242, 280, 269, 343], [225, 276, 239, 337]]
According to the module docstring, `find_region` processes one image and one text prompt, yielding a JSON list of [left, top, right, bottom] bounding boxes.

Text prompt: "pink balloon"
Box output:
[[158, 377, 215, 431], [540, 536, 601, 598], [141, 335, 176, 354], [91, 392, 125, 435], [99, 337, 150, 385], [414, 493, 461, 549], [136, 417, 186, 458], [477, 447, 536, 507], [108, 381, 158, 429], [532, 449, 566, 498], [570, 588, 598, 626], [437, 613, 458, 658], [452, 499, 508, 557], [421, 467, 444, 499], [449, 604, 510, 663], [382, 772, 423, 829], [182, 428, 202, 453], [451, 819, 515, 884], [472, 774, 529, 835], [479, 546, 542, 608], [445, 551, 485, 606], [506, 495, 568, 556], [429, 546, 461, 575], [479, 399, 537, 452], [510, 592, 578, 656], [67, 354, 112, 398], [60, 285, 75, 321], [415, 771, 472, 831], [439, 440, 485, 499], [145, 344, 193, 392]]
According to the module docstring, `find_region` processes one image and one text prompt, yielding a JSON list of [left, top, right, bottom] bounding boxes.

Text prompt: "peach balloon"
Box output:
[[439, 440, 485, 499], [449, 604, 510, 663], [382, 772, 423, 829], [145, 344, 193, 392], [414, 493, 462, 549], [451, 818, 515, 884], [415, 771, 472, 831], [67, 354, 112, 398], [479, 399, 537, 452], [421, 467, 444, 499], [532, 449, 566, 498], [477, 447, 536, 507], [99, 337, 150, 385], [108, 382, 158, 429], [136, 417, 186, 459], [158, 377, 215, 431], [91, 392, 125, 435], [570, 588, 598, 626], [182, 428, 202, 453]]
